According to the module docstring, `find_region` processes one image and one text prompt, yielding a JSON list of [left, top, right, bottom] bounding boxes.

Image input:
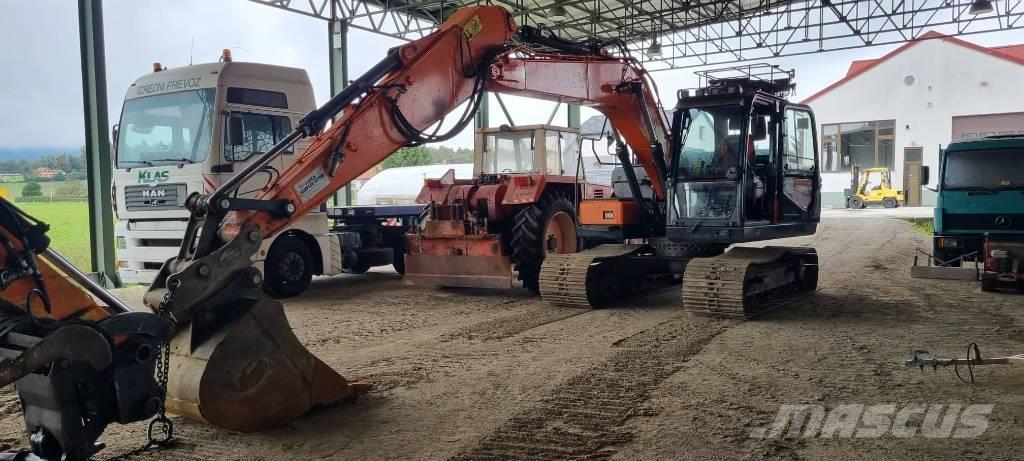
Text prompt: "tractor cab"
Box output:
[[475, 124, 584, 179], [666, 65, 820, 244]]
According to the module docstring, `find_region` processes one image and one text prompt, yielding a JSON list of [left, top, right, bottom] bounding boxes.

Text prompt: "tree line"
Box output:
[[382, 145, 473, 169], [0, 151, 87, 181]]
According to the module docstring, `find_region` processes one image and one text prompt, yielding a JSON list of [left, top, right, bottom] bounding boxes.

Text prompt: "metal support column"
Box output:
[[475, 93, 489, 130], [78, 0, 119, 287], [329, 18, 351, 206], [567, 103, 581, 129]]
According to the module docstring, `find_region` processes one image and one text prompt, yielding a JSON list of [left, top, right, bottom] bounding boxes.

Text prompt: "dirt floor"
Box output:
[[1, 216, 1021, 460]]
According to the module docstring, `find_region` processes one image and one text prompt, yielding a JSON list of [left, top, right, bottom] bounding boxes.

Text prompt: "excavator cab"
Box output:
[[666, 67, 820, 244], [542, 65, 820, 318]]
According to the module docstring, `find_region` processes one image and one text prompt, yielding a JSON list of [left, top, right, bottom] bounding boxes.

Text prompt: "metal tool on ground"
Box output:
[[404, 125, 610, 291], [0, 197, 174, 461], [906, 343, 1024, 384], [540, 63, 821, 318], [845, 166, 904, 208]]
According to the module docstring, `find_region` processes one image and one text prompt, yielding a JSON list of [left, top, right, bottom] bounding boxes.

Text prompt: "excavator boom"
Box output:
[[146, 5, 674, 432]]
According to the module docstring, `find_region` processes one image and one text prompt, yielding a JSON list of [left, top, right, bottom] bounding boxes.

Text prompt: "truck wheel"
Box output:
[[511, 191, 578, 293], [981, 278, 997, 292], [383, 231, 407, 275], [848, 196, 864, 209], [883, 197, 897, 208], [263, 234, 314, 298]]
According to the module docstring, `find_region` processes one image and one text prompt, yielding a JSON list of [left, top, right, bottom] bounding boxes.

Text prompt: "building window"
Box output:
[[820, 120, 895, 172]]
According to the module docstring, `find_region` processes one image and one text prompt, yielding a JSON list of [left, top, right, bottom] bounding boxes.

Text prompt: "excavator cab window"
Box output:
[[669, 105, 746, 221], [676, 106, 744, 180]]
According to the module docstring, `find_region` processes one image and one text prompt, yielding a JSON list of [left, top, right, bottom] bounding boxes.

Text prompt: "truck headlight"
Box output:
[[937, 237, 959, 248], [116, 236, 127, 249], [991, 249, 1010, 259]]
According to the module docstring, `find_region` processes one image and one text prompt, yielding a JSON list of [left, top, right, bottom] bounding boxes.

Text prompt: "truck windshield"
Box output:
[[481, 131, 535, 174], [116, 89, 215, 167], [943, 149, 1024, 190], [676, 106, 744, 180]]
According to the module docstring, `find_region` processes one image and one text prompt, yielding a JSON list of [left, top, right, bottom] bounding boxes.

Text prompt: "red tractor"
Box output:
[[404, 124, 610, 291]]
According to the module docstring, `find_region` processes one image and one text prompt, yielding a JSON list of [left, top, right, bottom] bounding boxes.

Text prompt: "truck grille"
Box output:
[[944, 213, 1024, 231], [124, 184, 187, 211]]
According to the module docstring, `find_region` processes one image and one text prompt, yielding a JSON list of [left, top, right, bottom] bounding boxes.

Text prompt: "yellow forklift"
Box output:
[[845, 166, 904, 208]]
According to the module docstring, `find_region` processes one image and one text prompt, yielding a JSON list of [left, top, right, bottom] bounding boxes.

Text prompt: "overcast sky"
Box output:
[[1, 0, 1022, 151]]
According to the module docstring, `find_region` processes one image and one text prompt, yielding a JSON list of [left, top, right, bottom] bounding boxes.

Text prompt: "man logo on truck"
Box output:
[[138, 170, 170, 184], [141, 189, 167, 198]]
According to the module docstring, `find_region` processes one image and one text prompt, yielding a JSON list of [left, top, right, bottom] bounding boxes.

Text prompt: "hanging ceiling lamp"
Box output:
[[548, 2, 568, 21], [969, 0, 994, 15]]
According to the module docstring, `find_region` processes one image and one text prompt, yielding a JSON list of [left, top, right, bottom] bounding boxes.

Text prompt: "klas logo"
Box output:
[[138, 170, 170, 184]]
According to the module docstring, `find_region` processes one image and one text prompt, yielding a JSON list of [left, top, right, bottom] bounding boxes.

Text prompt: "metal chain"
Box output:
[[101, 288, 176, 461], [146, 289, 175, 449]]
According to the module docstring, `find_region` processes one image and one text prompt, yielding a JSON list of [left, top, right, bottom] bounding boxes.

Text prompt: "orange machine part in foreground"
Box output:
[[0, 226, 109, 322]]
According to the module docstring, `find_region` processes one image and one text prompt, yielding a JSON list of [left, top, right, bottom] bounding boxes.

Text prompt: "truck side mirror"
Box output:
[[227, 115, 245, 147], [921, 165, 930, 185], [111, 124, 119, 146]]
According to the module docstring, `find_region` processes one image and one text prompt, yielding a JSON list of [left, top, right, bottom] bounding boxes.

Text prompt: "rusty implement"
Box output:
[[404, 203, 515, 289], [910, 248, 980, 280]]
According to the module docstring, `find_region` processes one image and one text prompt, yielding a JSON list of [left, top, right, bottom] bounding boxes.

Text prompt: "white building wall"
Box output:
[[806, 38, 1024, 206]]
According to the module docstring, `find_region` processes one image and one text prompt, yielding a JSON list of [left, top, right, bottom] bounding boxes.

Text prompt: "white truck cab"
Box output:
[[113, 55, 416, 297]]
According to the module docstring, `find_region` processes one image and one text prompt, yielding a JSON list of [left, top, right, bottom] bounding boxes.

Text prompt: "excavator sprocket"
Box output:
[[165, 297, 369, 432], [539, 244, 660, 308], [682, 246, 818, 319]]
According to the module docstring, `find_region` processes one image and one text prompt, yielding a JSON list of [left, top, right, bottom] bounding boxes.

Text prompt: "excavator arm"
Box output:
[[146, 5, 669, 432]]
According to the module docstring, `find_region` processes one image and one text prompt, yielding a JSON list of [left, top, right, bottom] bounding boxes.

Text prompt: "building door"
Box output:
[[903, 147, 923, 206]]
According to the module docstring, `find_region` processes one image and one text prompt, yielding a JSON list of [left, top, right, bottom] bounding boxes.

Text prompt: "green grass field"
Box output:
[[18, 202, 93, 270]]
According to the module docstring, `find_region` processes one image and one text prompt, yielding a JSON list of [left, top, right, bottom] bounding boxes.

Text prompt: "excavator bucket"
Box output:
[[165, 296, 368, 432]]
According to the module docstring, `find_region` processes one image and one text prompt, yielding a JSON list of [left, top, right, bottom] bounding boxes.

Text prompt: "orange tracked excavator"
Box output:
[[144, 5, 820, 433], [143, 5, 675, 432]]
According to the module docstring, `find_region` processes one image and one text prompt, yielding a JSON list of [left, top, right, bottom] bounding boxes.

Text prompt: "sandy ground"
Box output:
[[1, 216, 1021, 460]]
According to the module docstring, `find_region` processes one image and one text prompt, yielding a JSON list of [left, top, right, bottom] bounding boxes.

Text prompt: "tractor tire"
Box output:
[[883, 197, 897, 208], [263, 233, 314, 299], [510, 190, 578, 293], [848, 196, 864, 209]]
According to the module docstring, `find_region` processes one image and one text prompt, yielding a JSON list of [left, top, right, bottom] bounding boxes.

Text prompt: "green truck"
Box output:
[[927, 135, 1024, 289]]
